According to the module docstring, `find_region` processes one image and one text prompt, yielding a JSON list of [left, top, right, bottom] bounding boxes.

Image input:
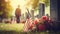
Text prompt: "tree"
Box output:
[[30, 0, 39, 9], [25, 0, 49, 9], [25, 0, 39, 9], [39, 0, 50, 7], [0, 0, 13, 18]]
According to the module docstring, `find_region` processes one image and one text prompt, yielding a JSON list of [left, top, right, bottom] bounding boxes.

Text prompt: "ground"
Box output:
[[0, 23, 24, 31], [0, 23, 60, 34]]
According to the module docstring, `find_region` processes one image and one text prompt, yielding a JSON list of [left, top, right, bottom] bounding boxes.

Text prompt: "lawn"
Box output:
[[0, 23, 60, 34], [0, 23, 24, 31]]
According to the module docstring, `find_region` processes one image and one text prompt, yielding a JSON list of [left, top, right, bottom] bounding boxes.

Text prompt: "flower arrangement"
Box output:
[[23, 16, 52, 32]]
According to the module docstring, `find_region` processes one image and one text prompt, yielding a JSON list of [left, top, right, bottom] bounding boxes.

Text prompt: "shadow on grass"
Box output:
[[0, 31, 60, 34], [0, 31, 27, 34]]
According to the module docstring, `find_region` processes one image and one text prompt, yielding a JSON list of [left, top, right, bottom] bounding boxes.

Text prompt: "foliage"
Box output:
[[30, 0, 39, 9], [39, 0, 50, 7], [0, 0, 13, 18], [26, 0, 49, 9]]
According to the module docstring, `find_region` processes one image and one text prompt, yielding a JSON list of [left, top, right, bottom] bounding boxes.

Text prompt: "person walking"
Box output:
[[15, 5, 21, 23]]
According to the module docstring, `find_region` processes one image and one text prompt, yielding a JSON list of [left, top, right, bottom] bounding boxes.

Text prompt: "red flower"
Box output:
[[38, 24, 46, 31], [42, 16, 47, 20]]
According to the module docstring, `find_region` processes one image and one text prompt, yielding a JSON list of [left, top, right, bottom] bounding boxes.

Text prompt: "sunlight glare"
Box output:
[[10, 0, 26, 16]]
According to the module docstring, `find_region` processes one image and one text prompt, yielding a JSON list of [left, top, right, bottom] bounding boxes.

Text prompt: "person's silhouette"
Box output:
[[15, 5, 21, 23]]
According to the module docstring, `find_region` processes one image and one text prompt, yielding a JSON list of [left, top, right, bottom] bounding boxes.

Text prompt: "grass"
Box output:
[[0, 23, 24, 31], [0, 23, 60, 34]]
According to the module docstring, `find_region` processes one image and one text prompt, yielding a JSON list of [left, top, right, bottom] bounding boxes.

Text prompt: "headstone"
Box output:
[[39, 3, 45, 18], [50, 0, 58, 21]]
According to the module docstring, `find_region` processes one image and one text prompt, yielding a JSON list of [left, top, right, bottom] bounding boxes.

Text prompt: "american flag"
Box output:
[[23, 19, 33, 32]]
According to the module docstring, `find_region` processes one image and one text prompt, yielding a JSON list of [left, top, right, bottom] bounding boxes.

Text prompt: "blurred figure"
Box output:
[[15, 5, 21, 23]]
